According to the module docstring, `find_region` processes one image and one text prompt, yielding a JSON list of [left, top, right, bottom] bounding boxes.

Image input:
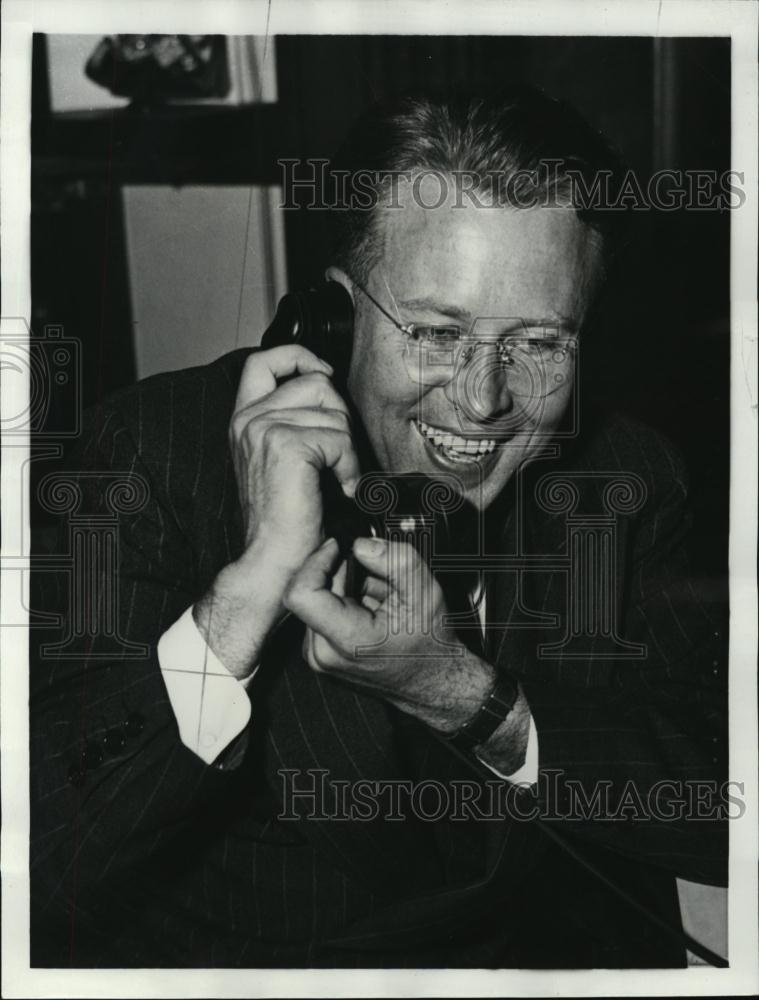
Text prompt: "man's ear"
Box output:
[[325, 266, 355, 303]]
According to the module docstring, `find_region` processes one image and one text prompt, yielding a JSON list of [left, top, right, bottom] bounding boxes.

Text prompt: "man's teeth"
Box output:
[[416, 420, 497, 459]]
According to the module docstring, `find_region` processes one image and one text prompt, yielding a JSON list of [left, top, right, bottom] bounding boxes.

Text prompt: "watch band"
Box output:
[[445, 672, 518, 753]]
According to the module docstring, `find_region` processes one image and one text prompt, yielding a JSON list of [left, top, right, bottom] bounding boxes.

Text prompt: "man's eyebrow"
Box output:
[[396, 297, 472, 323], [397, 297, 578, 332], [488, 316, 579, 334], [529, 315, 579, 334]]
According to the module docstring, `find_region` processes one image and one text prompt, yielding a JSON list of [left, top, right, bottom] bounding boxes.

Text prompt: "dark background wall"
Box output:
[[31, 34, 731, 577]]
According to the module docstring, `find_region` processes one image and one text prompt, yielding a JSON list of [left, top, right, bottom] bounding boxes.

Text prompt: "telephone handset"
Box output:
[[260, 281, 355, 386], [260, 281, 476, 597]]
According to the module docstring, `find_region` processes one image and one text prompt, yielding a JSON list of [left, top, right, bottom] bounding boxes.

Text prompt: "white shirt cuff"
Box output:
[[157, 606, 253, 764], [477, 714, 539, 785]]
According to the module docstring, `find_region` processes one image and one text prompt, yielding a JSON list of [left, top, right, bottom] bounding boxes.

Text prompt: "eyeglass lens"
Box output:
[[403, 323, 576, 398]]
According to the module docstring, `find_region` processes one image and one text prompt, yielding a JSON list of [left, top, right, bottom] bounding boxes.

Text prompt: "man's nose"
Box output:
[[444, 342, 515, 422]]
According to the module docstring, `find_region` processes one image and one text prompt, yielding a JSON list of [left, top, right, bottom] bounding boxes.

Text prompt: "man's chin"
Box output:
[[462, 465, 517, 511]]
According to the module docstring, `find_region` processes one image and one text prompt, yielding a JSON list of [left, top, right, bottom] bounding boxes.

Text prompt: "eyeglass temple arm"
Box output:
[[350, 275, 414, 336]]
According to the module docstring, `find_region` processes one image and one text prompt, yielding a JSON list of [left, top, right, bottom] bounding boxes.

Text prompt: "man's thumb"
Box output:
[[352, 536, 423, 592]]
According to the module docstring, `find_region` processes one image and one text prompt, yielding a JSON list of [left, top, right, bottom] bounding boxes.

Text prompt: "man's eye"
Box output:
[[501, 337, 574, 357], [408, 325, 462, 343]]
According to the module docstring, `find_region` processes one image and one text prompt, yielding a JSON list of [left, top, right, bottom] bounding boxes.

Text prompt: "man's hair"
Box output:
[[329, 85, 629, 286]]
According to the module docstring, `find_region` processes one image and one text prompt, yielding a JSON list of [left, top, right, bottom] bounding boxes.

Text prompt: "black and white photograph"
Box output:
[[1, 1, 757, 996]]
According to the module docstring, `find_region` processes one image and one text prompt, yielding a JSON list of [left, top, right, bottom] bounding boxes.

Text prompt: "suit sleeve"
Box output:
[[29, 401, 254, 961], [516, 445, 729, 886]]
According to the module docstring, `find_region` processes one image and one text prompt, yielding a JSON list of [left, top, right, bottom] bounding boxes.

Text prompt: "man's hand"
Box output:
[[284, 536, 489, 729], [230, 345, 360, 565], [193, 345, 361, 679], [285, 535, 531, 771]]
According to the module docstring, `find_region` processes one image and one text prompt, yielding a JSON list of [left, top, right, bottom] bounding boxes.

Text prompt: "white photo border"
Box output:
[[2, 1, 757, 997]]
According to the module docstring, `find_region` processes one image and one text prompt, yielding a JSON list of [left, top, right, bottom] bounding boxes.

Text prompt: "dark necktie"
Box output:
[[442, 569, 485, 659]]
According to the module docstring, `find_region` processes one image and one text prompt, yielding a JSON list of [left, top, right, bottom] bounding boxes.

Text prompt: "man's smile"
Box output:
[[411, 418, 506, 482], [414, 418, 498, 458]]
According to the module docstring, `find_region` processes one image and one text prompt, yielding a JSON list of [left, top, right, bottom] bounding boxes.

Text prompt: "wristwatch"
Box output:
[[445, 672, 519, 753]]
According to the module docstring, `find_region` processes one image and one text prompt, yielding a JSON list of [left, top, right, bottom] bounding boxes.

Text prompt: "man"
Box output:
[[30, 87, 727, 968]]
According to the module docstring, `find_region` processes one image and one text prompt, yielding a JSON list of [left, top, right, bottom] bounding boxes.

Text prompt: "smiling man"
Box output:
[[31, 88, 727, 969]]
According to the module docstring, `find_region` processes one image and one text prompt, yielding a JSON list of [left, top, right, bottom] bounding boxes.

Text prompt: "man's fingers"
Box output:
[[236, 346, 333, 409], [352, 536, 431, 603], [234, 420, 361, 497], [230, 358, 358, 496], [284, 538, 346, 627], [303, 429, 362, 495], [285, 539, 373, 656], [352, 536, 424, 582], [361, 594, 382, 613], [332, 558, 348, 599], [361, 572, 389, 602], [238, 370, 349, 417], [235, 406, 350, 437]]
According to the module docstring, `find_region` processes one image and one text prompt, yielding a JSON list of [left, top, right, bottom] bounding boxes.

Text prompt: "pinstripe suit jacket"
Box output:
[[30, 348, 728, 968]]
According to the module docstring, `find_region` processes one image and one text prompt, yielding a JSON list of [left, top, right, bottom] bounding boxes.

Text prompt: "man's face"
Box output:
[[337, 180, 601, 510]]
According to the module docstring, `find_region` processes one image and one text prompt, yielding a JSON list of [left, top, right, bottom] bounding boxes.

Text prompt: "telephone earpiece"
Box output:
[[260, 281, 354, 383]]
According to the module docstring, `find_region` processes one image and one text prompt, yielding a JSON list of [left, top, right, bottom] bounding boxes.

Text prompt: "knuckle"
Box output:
[[237, 355, 268, 394], [332, 428, 352, 453], [229, 409, 250, 440], [264, 344, 295, 364], [230, 401, 271, 446], [333, 426, 356, 456], [331, 407, 351, 430], [241, 352, 264, 377], [287, 343, 317, 362], [304, 372, 344, 408], [340, 415, 352, 436], [305, 371, 330, 390], [301, 632, 323, 672], [283, 580, 302, 610], [307, 652, 326, 674], [312, 636, 339, 673], [260, 421, 289, 450]]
